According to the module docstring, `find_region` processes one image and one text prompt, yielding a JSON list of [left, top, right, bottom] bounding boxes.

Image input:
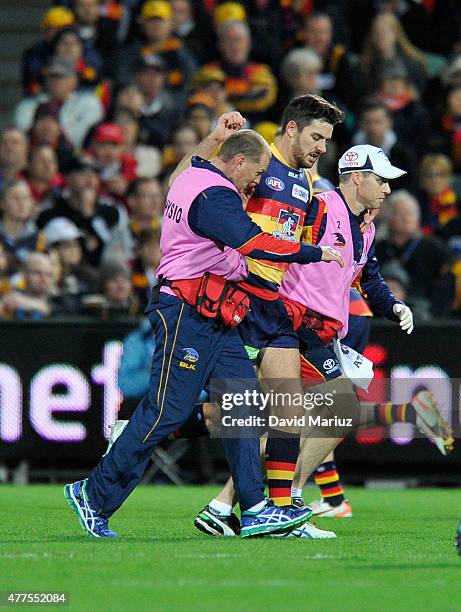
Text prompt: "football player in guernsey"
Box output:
[[185, 96, 347, 539]]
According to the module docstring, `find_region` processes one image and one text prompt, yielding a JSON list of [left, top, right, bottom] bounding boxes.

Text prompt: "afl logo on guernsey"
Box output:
[[265, 176, 285, 191]]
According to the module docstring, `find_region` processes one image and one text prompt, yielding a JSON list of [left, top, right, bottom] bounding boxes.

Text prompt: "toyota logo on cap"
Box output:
[[345, 151, 358, 162]]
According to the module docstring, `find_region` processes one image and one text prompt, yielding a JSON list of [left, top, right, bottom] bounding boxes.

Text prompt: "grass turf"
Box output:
[[0, 485, 460, 611]]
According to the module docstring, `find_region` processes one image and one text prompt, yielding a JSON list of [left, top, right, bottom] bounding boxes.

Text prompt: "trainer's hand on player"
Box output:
[[393, 303, 414, 334], [360, 208, 379, 233], [211, 112, 246, 144], [320, 246, 344, 267]]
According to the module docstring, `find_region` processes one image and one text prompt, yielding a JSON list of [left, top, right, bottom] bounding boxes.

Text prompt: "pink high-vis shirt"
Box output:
[[157, 166, 248, 282], [281, 189, 375, 339]]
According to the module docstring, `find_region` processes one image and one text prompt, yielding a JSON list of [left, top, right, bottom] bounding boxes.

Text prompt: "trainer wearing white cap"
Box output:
[[338, 144, 407, 180]]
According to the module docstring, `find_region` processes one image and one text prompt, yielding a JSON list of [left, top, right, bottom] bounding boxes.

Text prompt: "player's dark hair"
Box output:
[[281, 95, 344, 133], [218, 129, 269, 163]]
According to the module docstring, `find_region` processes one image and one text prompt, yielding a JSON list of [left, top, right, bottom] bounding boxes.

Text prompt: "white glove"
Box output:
[[393, 303, 414, 334]]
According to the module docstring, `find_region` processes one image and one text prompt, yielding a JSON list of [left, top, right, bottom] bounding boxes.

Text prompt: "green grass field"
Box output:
[[1, 485, 460, 611]]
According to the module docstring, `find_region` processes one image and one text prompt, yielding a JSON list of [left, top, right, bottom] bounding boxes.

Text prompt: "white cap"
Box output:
[[338, 145, 407, 179], [44, 217, 83, 246]]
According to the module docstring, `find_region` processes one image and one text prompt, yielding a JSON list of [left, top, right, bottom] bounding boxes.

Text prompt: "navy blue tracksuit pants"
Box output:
[[86, 293, 265, 515]]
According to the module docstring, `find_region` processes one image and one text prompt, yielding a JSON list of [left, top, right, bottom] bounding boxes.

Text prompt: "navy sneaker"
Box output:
[[64, 479, 117, 539], [194, 505, 241, 536], [240, 500, 312, 538]]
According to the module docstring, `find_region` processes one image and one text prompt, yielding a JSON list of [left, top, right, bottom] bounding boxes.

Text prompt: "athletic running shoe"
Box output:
[[194, 505, 240, 536], [64, 479, 117, 539], [240, 501, 311, 538], [309, 498, 353, 518], [104, 419, 129, 455], [412, 390, 454, 456], [272, 521, 336, 539]]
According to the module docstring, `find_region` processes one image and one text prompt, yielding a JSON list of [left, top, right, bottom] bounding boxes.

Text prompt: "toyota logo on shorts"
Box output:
[[323, 359, 336, 371]]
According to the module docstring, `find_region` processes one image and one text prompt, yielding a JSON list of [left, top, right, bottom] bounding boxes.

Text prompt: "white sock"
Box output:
[[291, 487, 303, 499], [209, 499, 233, 516], [246, 499, 266, 514]]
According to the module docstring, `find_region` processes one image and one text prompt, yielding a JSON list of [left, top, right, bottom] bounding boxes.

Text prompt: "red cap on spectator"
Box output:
[[93, 123, 124, 144]]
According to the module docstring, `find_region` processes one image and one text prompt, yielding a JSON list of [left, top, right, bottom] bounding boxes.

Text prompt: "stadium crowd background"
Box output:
[[1, 0, 461, 323]]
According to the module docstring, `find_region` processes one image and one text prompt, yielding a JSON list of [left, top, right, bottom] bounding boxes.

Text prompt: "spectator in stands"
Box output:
[[170, 0, 213, 64], [112, 82, 144, 118], [376, 190, 455, 316], [0, 128, 28, 189], [70, 0, 124, 77], [133, 55, 180, 148], [190, 65, 233, 117], [299, 11, 362, 111], [0, 252, 55, 319], [82, 260, 139, 318], [21, 6, 75, 96], [28, 104, 74, 174], [51, 26, 104, 95], [184, 93, 216, 140], [37, 157, 129, 267], [114, 109, 161, 178], [417, 154, 459, 234], [43, 216, 98, 313], [280, 48, 322, 102], [359, 11, 427, 96], [108, 176, 163, 263], [375, 62, 430, 161], [127, 177, 163, 230], [22, 145, 64, 208], [161, 124, 200, 175], [351, 96, 417, 193], [380, 259, 431, 322], [0, 180, 45, 271], [130, 226, 161, 310], [380, 260, 409, 303], [204, 20, 278, 123], [0, 241, 14, 299], [14, 58, 104, 149], [88, 123, 137, 200], [429, 84, 461, 175], [115, 0, 197, 105]]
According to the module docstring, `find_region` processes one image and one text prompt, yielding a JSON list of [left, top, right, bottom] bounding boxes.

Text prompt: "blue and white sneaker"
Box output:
[[240, 501, 312, 538], [64, 479, 117, 539], [272, 521, 336, 539]]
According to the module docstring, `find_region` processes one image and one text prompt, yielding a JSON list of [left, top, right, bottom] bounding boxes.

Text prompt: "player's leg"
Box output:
[[208, 331, 311, 537], [259, 345, 306, 506], [309, 451, 353, 518]]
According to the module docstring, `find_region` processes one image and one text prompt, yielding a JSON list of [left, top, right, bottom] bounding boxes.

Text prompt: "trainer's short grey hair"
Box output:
[[218, 129, 270, 163], [281, 48, 322, 84]]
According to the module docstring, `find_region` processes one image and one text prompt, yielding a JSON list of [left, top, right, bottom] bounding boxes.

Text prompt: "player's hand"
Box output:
[[393, 303, 414, 334], [320, 246, 344, 267], [240, 184, 255, 208], [360, 208, 379, 233], [211, 112, 246, 143]]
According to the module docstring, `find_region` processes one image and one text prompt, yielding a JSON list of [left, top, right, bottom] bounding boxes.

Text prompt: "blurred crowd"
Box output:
[[1, 0, 461, 321]]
